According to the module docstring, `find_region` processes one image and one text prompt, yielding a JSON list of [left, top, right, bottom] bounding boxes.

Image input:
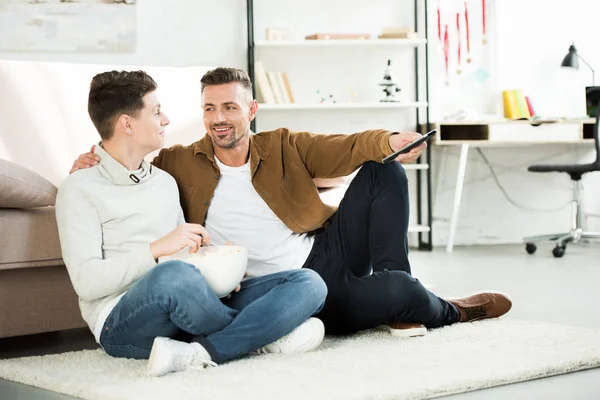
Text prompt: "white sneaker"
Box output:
[[147, 337, 217, 377], [257, 317, 325, 354]]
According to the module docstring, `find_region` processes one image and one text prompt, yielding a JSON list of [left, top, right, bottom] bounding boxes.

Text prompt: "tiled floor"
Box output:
[[1, 244, 599, 399]]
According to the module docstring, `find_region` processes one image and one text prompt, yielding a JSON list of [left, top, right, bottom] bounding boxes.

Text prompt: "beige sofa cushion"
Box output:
[[0, 207, 63, 270], [0, 159, 57, 208]]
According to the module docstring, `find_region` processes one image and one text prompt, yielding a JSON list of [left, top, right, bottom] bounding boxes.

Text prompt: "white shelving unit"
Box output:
[[246, 0, 433, 249], [254, 38, 427, 48], [257, 101, 428, 110]]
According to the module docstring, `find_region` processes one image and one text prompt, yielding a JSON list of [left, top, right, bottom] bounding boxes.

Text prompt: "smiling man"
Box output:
[[71, 67, 512, 337]]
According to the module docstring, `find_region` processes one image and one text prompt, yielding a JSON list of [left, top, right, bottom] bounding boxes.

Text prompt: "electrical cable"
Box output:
[[476, 148, 573, 213]]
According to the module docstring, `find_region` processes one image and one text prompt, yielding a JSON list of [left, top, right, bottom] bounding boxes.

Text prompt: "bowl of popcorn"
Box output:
[[160, 245, 248, 298]]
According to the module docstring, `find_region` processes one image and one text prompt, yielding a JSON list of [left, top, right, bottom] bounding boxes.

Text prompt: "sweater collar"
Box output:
[[94, 143, 153, 186]]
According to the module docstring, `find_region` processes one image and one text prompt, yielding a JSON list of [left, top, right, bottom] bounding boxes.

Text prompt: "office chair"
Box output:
[[524, 108, 600, 258]]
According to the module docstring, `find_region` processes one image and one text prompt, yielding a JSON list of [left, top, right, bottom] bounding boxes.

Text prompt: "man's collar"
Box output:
[[193, 131, 269, 161]]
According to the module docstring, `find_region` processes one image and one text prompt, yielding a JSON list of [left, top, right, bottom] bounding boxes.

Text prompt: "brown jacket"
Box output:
[[152, 128, 395, 233]]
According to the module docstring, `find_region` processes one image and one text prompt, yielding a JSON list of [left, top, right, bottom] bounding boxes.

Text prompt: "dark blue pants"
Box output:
[[303, 161, 459, 334]]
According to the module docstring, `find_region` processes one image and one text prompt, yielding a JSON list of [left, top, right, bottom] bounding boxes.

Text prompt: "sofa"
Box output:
[[0, 160, 86, 338]]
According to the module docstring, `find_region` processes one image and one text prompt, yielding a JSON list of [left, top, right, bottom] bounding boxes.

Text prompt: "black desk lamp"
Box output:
[[561, 43, 595, 86]]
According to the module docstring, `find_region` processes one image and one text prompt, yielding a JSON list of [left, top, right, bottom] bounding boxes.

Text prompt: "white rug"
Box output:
[[1, 319, 600, 400]]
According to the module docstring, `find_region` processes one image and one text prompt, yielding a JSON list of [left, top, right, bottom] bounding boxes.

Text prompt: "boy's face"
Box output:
[[129, 91, 170, 153]]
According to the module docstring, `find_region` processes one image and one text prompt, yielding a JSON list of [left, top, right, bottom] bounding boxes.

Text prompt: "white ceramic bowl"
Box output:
[[159, 246, 248, 298]]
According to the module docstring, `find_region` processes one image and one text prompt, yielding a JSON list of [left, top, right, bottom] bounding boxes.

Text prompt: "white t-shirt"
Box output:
[[204, 156, 314, 278]]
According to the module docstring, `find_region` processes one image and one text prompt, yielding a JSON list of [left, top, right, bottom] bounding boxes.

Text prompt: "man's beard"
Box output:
[[212, 130, 244, 149]]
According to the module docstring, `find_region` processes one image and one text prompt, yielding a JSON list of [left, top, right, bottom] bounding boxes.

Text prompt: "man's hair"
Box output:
[[88, 70, 157, 140], [200, 67, 253, 94]]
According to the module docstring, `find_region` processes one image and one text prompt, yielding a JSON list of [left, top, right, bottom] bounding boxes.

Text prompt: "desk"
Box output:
[[431, 119, 596, 252]]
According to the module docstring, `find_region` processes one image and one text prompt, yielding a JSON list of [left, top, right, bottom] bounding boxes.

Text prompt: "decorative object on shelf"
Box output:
[[443, 108, 479, 122], [474, 66, 490, 83], [266, 28, 290, 41], [378, 27, 417, 39], [305, 33, 370, 40], [316, 90, 337, 104], [346, 87, 358, 103], [379, 59, 401, 102], [561, 43, 596, 86]]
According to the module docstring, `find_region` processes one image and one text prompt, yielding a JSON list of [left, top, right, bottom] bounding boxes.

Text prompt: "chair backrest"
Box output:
[[595, 106, 600, 164]]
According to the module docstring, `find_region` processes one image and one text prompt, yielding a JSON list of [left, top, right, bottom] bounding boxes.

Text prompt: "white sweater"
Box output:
[[55, 145, 184, 342]]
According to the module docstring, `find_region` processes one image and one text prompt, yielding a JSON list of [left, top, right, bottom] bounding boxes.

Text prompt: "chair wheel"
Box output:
[[525, 243, 537, 254], [552, 246, 566, 258]]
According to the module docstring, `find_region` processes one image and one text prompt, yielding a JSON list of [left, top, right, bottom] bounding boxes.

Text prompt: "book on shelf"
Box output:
[[266, 71, 284, 104], [305, 33, 370, 40], [502, 89, 535, 119], [256, 68, 294, 105], [280, 73, 295, 103], [254, 61, 275, 104], [378, 27, 417, 39]]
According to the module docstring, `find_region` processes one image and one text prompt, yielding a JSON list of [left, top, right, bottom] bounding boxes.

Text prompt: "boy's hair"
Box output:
[[88, 70, 157, 140], [200, 67, 253, 94]]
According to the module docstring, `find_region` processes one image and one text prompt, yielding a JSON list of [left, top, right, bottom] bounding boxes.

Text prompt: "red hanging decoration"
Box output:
[[465, 1, 471, 62], [456, 12, 462, 74], [437, 5, 442, 42], [482, 0, 488, 44], [444, 24, 450, 85]]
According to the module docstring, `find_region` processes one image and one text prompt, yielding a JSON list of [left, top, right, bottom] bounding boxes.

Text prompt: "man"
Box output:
[[57, 70, 327, 377], [71, 67, 511, 338]]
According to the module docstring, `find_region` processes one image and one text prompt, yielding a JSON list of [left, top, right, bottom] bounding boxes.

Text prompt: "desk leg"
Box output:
[[446, 144, 470, 253]]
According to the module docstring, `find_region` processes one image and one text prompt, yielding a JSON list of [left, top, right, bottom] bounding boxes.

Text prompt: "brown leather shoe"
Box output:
[[448, 292, 512, 322], [378, 322, 427, 338]]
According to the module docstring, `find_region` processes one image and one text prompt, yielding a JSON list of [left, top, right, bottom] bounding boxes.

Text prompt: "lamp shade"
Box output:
[[561, 45, 579, 68]]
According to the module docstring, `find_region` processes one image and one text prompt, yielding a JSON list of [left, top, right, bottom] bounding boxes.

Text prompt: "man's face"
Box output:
[[202, 82, 257, 149], [129, 91, 170, 153]]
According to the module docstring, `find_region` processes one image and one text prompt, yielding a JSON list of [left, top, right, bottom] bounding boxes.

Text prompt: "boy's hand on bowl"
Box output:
[[226, 272, 248, 299], [150, 223, 210, 259]]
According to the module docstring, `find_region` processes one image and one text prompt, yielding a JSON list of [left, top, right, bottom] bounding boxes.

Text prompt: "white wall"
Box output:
[[429, 0, 600, 247], [0, 0, 247, 68], [0, 60, 212, 186]]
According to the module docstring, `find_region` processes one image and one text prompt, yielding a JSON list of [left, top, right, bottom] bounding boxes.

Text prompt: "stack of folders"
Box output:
[[503, 89, 535, 119], [254, 61, 295, 104]]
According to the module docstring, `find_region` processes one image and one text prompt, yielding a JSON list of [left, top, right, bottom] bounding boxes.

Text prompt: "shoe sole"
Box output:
[[377, 324, 427, 338], [302, 318, 325, 352], [262, 317, 325, 354], [147, 337, 170, 377]]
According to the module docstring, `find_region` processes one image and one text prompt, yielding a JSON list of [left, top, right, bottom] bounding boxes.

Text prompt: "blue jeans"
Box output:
[[99, 260, 327, 363]]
